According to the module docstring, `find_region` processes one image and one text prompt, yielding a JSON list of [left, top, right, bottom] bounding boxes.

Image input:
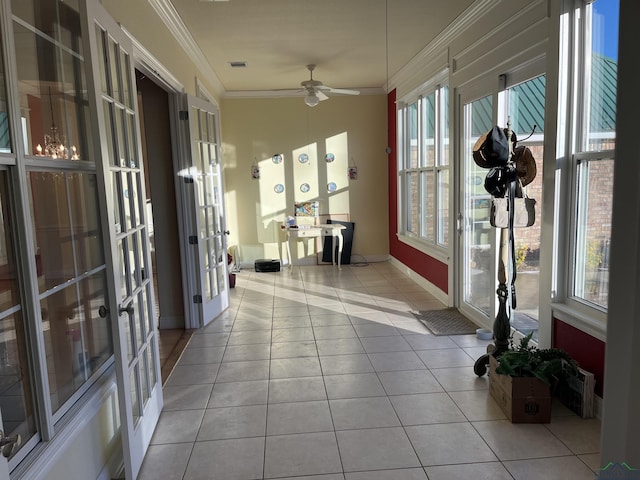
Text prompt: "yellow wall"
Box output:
[[221, 95, 389, 264], [102, 0, 220, 99]]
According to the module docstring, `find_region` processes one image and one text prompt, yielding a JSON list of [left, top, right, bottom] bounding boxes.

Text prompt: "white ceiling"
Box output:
[[167, 0, 476, 94]]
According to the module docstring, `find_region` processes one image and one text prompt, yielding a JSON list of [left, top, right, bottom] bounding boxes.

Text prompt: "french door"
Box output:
[[457, 90, 497, 326], [185, 95, 229, 327], [81, 1, 162, 478]]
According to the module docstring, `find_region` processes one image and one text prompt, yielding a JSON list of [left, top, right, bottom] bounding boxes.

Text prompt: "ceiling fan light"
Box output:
[[304, 93, 320, 107]]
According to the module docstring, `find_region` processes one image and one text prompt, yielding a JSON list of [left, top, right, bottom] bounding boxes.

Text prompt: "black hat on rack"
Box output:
[[472, 126, 517, 168]]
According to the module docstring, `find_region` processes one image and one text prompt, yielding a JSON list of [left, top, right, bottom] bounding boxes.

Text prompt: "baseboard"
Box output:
[[97, 438, 124, 480], [388, 256, 448, 304]]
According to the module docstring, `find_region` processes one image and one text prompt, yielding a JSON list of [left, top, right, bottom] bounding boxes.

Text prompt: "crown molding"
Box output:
[[147, 0, 225, 97], [223, 87, 385, 99], [388, 0, 501, 92]]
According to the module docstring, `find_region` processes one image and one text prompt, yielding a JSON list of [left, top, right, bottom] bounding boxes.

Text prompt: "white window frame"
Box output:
[[397, 70, 449, 262], [553, 0, 617, 334]]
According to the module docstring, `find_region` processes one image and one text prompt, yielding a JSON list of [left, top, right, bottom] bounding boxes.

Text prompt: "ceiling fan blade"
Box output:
[[321, 86, 360, 96], [316, 90, 329, 101]]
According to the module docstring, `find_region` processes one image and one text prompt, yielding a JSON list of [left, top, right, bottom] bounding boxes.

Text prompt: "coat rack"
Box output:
[[473, 120, 516, 376]]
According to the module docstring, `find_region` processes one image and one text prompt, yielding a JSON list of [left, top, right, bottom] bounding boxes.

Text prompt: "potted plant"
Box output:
[[489, 332, 578, 423]]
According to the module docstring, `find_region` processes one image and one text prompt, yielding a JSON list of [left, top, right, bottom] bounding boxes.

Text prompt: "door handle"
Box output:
[[119, 304, 134, 316], [457, 212, 464, 236], [98, 306, 109, 318], [223, 230, 230, 235], [0, 430, 21, 458]]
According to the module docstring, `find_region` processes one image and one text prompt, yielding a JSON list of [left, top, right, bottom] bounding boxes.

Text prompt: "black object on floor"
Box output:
[[255, 259, 280, 272], [321, 220, 354, 265]]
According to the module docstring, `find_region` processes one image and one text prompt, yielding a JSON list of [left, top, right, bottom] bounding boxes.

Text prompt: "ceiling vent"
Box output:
[[228, 61, 247, 68]]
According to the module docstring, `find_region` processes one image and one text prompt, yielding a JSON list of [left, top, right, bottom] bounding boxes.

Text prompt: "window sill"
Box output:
[[551, 302, 607, 342], [397, 233, 449, 264]]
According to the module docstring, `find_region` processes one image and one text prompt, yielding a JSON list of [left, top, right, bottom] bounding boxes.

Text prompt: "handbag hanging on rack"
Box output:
[[490, 180, 536, 228]]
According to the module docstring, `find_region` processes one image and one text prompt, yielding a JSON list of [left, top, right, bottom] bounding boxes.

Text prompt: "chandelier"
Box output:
[[35, 88, 79, 160]]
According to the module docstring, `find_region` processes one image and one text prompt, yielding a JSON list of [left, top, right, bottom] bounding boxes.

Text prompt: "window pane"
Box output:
[[0, 171, 36, 458], [423, 93, 435, 167], [586, 0, 618, 152], [438, 168, 449, 246], [29, 172, 75, 292], [406, 173, 419, 236], [441, 86, 450, 166], [574, 158, 612, 308], [509, 76, 545, 137], [421, 170, 435, 242], [13, 1, 92, 160], [407, 102, 418, 169], [68, 173, 105, 273]]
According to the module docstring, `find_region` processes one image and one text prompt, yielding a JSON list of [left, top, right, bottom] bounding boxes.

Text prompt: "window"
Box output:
[[398, 76, 449, 251], [565, 0, 618, 312], [0, 0, 114, 466]]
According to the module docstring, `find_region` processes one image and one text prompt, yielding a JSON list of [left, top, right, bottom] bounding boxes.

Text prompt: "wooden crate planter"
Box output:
[[489, 355, 552, 423]]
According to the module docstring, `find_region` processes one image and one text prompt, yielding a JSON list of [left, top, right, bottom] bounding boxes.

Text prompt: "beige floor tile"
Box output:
[[503, 455, 598, 480], [425, 462, 513, 479], [345, 469, 427, 480], [473, 420, 573, 460], [264, 432, 342, 478], [544, 415, 601, 454], [266, 400, 334, 435], [208, 380, 268, 407], [377, 369, 444, 395], [184, 437, 265, 480], [336, 427, 421, 472], [330, 397, 400, 430], [390, 393, 467, 425], [138, 443, 192, 480], [405, 423, 498, 466], [197, 405, 267, 441], [448, 389, 507, 421]]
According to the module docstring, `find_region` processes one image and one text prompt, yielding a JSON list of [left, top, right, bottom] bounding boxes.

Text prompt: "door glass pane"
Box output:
[[140, 348, 149, 408], [507, 75, 545, 336], [129, 367, 139, 422], [463, 96, 493, 315], [441, 86, 450, 166], [13, 2, 91, 160], [0, 171, 35, 457], [147, 339, 157, 390], [119, 49, 132, 109], [118, 239, 128, 297], [133, 293, 143, 351], [0, 34, 11, 153]]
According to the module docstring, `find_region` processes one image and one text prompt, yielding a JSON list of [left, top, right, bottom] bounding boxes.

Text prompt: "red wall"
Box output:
[[387, 89, 449, 294], [553, 318, 606, 397]]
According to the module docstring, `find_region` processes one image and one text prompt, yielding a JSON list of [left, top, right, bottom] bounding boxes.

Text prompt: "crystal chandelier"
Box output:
[[35, 88, 79, 160]]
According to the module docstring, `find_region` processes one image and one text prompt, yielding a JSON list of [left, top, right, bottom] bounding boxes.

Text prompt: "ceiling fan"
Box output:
[[300, 64, 360, 107]]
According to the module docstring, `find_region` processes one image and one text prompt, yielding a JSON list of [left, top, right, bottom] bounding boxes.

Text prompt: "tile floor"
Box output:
[[140, 262, 601, 480]]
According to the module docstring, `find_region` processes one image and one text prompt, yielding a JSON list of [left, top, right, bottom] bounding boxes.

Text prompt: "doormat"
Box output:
[[412, 308, 479, 336]]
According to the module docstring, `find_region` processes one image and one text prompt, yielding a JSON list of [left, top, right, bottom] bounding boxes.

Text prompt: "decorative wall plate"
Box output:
[[274, 183, 284, 193], [298, 153, 309, 163], [327, 182, 337, 192], [300, 183, 310, 193], [325, 153, 335, 163], [272, 154, 283, 164]]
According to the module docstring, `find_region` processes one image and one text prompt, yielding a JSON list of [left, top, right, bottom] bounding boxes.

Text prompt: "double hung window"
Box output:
[[562, 0, 618, 315], [398, 75, 450, 252]]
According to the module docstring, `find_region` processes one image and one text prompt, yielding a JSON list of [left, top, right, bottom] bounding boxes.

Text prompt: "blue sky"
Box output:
[[593, 0, 619, 59]]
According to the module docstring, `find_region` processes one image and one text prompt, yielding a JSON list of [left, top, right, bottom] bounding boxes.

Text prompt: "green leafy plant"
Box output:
[[495, 332, 578, 386], [515, 243, 530, 269]]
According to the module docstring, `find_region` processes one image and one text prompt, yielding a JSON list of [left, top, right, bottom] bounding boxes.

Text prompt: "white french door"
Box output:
[[185, 95, 229, 326], [457, 89, 497, 327], [81, 1, 162, 478]]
